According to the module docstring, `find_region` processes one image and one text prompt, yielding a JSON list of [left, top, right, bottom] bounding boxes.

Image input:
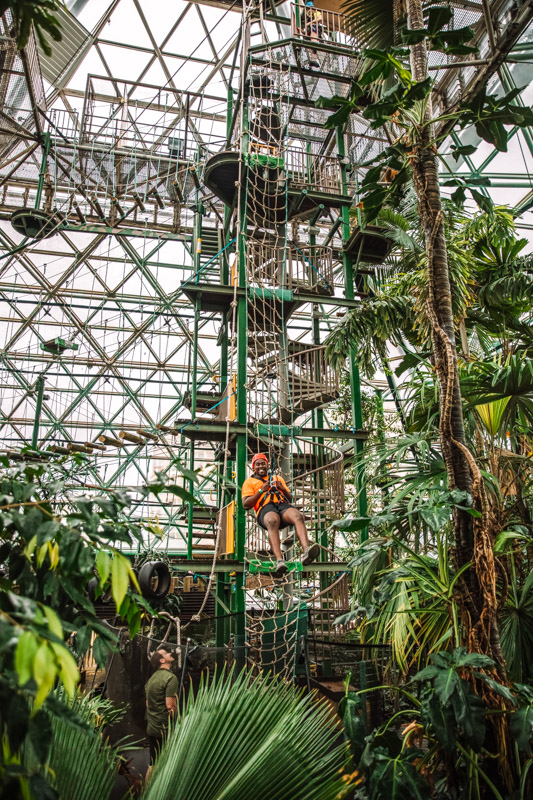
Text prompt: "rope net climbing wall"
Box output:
[[233, 45, 348, 678]]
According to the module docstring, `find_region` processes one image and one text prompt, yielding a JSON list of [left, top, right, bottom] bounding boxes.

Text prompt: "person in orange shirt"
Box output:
[[241, 453, 320, 577]]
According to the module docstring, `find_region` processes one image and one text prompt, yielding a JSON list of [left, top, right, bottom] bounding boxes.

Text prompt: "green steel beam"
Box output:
[[336, 127, 368, 539], [187, 297, 200, 559], [181, 282, 366, 308], [447, 174, 533, 188], [175, 419, 367, 440]]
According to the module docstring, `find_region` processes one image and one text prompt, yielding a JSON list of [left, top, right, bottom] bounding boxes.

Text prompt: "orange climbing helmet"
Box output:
[[251, 453, 269, 469]]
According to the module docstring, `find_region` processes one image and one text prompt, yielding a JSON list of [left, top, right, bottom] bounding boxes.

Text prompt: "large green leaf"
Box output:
[[413, 650, 491, 752], [331, 515, 371, 532], [339, 691, 366, 764], [24, 689, 123, 800], [142, 669, 354, 800], [459, 86, 533, 152], [510, 706, 533, 753], [367, 749, 431, 800], [426, 4, 453, 33], [434, 666, 461, 705], [420, 687, 456, 752], [450, 679, 486, 752]]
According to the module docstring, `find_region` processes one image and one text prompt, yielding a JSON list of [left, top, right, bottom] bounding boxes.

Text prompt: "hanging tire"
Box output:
[[138, 561, 171, 599], [87, 576, 99, 602], [87, 576, 112, 604]]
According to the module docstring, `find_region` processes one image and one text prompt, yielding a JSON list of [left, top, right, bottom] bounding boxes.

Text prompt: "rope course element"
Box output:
[[230, 42, 348, 678]]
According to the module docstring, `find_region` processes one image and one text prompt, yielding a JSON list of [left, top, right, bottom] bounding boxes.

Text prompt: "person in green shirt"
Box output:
[[145, 648, 178, 776]]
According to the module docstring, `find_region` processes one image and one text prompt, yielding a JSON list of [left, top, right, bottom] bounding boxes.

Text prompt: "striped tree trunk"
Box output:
[[406, 0, 504, 673]]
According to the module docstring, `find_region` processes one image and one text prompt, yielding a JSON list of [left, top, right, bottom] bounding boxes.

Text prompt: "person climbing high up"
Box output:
[[241, 453, 320, 577], [303, 0, 323, 67]]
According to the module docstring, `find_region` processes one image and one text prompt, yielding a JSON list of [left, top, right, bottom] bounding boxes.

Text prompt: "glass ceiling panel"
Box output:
[[0, 0, 531, 533]]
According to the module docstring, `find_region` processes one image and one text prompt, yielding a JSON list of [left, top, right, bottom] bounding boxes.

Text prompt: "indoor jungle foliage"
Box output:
[[1, 0, 533, 799], [0, 456, 197, 796], [323, 0, 533, 797]]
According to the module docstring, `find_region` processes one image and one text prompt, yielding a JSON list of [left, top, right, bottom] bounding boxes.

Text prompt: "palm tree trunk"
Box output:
[[406, 0, 504, 673]]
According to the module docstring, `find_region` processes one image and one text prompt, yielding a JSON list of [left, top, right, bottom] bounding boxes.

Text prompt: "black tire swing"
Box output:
[[87, 576, 112, 603], [138, 561, 171, 599]]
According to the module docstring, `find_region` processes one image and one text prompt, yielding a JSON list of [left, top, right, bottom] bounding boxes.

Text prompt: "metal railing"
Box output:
[[287, 344, 340, 412], [292, 429, 345, 530], [246, 142, 343, 195], [246, 343, 340, 426], [247, 241, 333, 293], [290, 3, 354, 48], [285, 146, 343, 195]]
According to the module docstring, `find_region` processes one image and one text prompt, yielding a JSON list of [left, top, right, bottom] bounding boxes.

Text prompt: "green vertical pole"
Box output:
[[189, 146, 202, 558], [336, 127, 368, 538], [312, 310, 329, 593], [193, 145, 203, 275], [216, 573, 230, 669], [295, 2, 301, 31], [31, 375, 45, 450], [216, 85, 235, 658], [231, 97, 249, 672], [376, 388, 385, 450], [310, 214, 326, 559], [187, 298, 200, 559]]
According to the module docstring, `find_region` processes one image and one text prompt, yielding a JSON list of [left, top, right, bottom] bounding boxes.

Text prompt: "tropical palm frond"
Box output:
[[24, 699, 121, 800], [460, 357, 533, 438], [461, 356, 533, 404], [52, 686, 126, 731], [142, 669, 354, 800], [349, 536, 391, 607], [475, 397, 511, 437], [473, 234, 528, 271], [368, 568, 421, 674], [325, 293, 416, 377], [377, 207, 423, 255], [377, 431, 442, 471], [388, 241, 473, 335], [457, 206, 517, 257], [47, 716, 121, 800], [341, 0, 397, 50], [511, 253, 533, 274], [378, 208, 411, 232], [362, 551, 453, 675], [464, 307, 532, 345], [383, 226, 419, 255], [500, 569, 533, 683], [478, 271, 533, 317], [340, 0, 439, 58], [446, 241, 477, 320]]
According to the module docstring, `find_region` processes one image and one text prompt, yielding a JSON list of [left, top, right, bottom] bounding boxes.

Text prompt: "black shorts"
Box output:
[[256, 502, 293, 530], [148, 734, 163, 764]]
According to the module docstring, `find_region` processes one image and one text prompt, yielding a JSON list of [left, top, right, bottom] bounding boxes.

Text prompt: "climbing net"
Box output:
[[235, 44, 348, 678], [134, 33, 352, 680], [244, 552, 353, 680]]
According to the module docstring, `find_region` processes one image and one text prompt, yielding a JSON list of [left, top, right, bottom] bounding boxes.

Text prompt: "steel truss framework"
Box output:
[[0, 0, 532, 565]]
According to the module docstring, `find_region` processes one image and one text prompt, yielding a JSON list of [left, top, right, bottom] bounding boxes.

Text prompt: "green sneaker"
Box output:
[[301, 543, 320, 566]]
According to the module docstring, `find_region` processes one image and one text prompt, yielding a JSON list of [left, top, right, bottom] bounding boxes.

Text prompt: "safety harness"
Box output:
[[254, 471, 290, 514]]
